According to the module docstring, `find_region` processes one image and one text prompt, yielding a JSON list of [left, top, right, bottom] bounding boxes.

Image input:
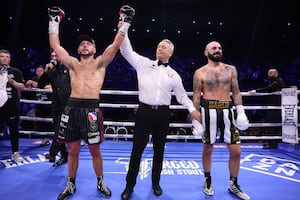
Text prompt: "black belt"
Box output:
[[139, 102, 169, 110]]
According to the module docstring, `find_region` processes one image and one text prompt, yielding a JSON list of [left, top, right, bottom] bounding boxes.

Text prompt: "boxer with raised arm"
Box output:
[[193, 41, 250, 200], [48, 5, 135, 199]]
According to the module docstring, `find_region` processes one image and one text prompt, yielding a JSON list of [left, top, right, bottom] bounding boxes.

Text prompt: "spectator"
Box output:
[[25, 65, 45, 88], [0, 49, 25, 162], [38, 49, 70, 166], [248, 68, 286, 149]]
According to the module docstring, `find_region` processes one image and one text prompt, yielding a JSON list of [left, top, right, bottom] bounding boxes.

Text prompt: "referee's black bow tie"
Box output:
[[158, 60, 169, 67]]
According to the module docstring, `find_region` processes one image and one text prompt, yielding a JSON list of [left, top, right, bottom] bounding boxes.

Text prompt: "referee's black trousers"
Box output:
[[125, 103, 170, 188]]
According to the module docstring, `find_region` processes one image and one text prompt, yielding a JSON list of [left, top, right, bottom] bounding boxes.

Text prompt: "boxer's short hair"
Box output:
[[76, 34, 95, 47]]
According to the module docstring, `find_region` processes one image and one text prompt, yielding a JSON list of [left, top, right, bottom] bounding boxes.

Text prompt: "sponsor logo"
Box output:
[[0, 154, 48, 168], [115, 158, 203, 180], [89, 122, 98, 132], [61, 114, 69, 123], [241, 153, 300, 183], [88, 112, 97, 122]]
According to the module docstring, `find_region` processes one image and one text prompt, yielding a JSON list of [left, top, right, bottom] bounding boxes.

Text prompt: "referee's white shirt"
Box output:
[[120, 35, 196, 113]]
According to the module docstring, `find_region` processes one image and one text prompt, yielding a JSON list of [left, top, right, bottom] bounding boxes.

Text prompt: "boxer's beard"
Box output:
[[208, 52, 223, 62], [80, 50, 93, 57]]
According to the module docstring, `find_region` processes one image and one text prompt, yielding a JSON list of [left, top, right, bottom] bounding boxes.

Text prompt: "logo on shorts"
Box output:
[[61, 114, 69, 123], [88, 112, 97, 122], [89, 122, 98, 132]]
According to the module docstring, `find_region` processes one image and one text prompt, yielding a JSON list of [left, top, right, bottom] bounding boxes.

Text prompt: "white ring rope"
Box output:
[[22, 88, 299, 96], [18, 101, 290, 110], [19, 89, 300, 141], [20, 99, 52, 105]]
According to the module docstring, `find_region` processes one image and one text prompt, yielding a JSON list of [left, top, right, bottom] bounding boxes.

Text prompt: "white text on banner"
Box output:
[[281, 87, 298, 144]]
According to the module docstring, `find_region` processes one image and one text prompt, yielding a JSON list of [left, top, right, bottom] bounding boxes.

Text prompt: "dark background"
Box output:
[[1, 0, 300, 88]]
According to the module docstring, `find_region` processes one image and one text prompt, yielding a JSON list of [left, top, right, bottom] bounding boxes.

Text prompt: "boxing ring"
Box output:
[[1, 88, 300, 200], [18, 88, 300, 143]]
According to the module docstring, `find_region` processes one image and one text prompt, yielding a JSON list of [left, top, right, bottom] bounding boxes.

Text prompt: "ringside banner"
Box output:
[[281, 87, 298, 144]]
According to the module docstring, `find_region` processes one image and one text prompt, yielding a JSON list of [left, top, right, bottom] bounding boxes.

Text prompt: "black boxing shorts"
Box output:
[[58, 97, 104, 144]]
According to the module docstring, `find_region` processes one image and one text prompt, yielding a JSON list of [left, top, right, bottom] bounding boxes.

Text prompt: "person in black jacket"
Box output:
[[248, 68, 286, 149], [25, 65, 45, 88], [38, 49, 70, 166]]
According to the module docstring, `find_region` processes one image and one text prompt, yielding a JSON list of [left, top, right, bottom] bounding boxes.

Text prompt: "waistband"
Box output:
[[67, 97, 100, 108], [200, 99, 233, 109], [139, 102, 169, 110]]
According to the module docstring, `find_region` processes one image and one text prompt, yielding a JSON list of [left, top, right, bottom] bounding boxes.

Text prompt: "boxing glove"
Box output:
[[48, 6, 65, 34], [236, 105, 249, 130], [118, 5, 135, 35], [119, 5, 135, 23], [192, 119, 204, 137]]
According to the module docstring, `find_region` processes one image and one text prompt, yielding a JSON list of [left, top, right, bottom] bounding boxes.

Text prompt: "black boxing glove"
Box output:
[[48, 6, 65, 34], [119, 5, 135, 23], [118, 5, 135, 35]]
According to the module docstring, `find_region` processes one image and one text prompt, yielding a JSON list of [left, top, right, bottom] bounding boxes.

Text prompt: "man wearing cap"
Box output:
[[47, 5, 135, 199]]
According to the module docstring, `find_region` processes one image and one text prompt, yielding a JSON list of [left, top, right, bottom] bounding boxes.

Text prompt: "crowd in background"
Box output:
[[7, 47, 300, 92]]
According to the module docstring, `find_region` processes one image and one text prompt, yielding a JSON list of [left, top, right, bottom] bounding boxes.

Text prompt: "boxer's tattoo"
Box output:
[[204, 68, 231, 91]]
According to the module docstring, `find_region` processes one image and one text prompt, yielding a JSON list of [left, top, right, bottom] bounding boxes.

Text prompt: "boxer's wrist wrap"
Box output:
[[49, 20, 59, 34], [118, 22, 130, 36]]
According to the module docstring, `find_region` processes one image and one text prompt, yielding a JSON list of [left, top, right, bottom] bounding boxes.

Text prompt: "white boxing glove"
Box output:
[[48, 6, 65, 34], [236, 105, 249, 130], [192, 119, 204, 136], [0, 74, 8, 107]]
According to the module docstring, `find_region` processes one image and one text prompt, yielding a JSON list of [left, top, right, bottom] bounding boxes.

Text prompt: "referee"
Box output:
[[119, 33, 201, 200]]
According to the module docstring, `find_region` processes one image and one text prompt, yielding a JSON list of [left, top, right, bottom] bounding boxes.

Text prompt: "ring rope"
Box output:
[[22, 88, 300, 96], [19, 101, 294, 110], [18, 130, 285, 140], [19, 116, 284, 128], [20, 99, 52, 105], [18, 89, 300, 141]]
